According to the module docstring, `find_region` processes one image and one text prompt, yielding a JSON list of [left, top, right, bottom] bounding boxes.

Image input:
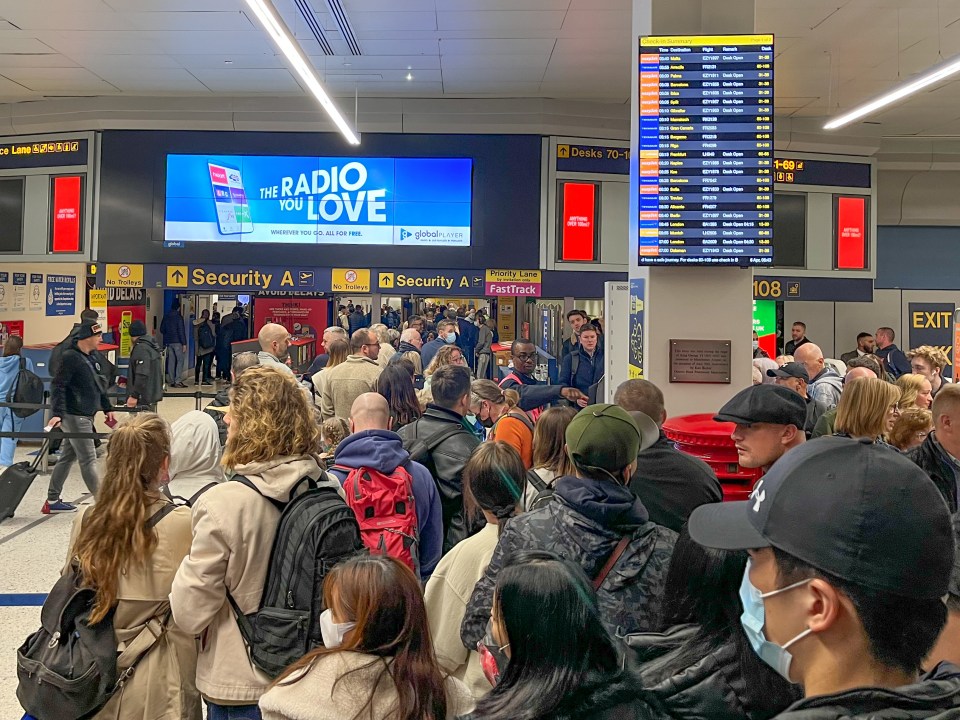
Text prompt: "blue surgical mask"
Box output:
[[444, 332, 457, 344], [739, 561, 813, 682]]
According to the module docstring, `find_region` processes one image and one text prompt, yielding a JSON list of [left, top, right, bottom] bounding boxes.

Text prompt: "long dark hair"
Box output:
[[377, 364, 422, 429], [274, 555, 448, 720], [462, 441, 524, 535], [644, 528, 798, 715], [472, 551, 627, 720]]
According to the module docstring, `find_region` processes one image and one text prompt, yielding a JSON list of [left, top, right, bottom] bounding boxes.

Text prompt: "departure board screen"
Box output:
[[639, 34, 774, 266]]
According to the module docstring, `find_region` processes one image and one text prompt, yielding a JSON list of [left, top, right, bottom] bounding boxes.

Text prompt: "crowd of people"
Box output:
[[11, 309, 960, 720]]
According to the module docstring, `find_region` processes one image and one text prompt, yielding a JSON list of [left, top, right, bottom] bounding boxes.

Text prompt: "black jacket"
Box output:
[[906, 432, 959, 513], [127, 336, 163, 405], [876, 343, 912, 379], [52, 344, 111, 418], [784, 337, 810, 356], [626, 624, 798, 720], [204, 388, 231, 447], [559, 345, 604, 396], [804, 397, 829, 440], [461, 475, 677, 648], [773, 662, 960, 719], [459, 669, 661, 720], [629, 432, 723, 533], [50, 324, 114, 388], [499, 369, 565, 412], [397, 405, 481, 553]]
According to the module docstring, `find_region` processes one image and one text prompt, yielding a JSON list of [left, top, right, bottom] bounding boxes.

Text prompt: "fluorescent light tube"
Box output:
[[823, 54, 960, 130], [244, 0, 360, 145]]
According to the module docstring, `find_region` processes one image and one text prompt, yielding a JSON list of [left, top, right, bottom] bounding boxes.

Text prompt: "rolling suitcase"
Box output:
[[0, 439, 47, 523]]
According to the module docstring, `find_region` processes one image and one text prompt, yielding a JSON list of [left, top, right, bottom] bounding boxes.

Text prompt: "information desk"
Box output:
[[639, 34, 774, 266]]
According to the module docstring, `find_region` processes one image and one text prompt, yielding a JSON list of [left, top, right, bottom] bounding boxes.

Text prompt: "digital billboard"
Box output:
[[164, 155, 472, 247]]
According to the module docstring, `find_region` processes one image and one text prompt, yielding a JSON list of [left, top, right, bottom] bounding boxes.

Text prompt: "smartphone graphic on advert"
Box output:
[[208, 162, 253, 236]]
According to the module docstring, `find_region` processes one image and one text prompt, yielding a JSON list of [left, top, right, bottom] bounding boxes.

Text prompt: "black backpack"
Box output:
[[197, 322, 215, 350], [526, 468, 556, 511], [226, 476, 365, 677], [16, 505, 177, 720], [8, 357, 44, 418]]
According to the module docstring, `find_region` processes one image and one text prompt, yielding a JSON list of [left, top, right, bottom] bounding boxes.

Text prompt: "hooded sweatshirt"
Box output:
[[328, 429, 443, 580], [0, 353, 28, 403], [170, 454, 324, 704], [808, 366, 843, 410], [168, 410, 224, 495]]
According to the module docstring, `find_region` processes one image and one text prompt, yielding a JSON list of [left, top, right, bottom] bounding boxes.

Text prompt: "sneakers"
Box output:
[[42, 499, 77, 514]]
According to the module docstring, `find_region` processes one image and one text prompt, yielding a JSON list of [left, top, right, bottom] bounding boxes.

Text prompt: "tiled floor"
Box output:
[[0, 394, 210, 717]]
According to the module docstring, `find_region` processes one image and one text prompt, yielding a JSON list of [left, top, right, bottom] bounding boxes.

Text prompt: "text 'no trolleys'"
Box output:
[[639, 34, 774, 267]]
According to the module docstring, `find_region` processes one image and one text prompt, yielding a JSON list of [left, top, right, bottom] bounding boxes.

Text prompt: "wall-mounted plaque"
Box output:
[[670, 339, 732, 384]]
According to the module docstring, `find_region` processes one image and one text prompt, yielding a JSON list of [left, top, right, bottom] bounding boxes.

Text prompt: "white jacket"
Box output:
[[259, 651, 475, 720], [170, 454, 324, 704], [168, 410, 223, 496], [424, 523, 498, 699]]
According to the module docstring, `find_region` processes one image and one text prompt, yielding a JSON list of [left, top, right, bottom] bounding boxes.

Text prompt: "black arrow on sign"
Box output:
[[172, 269, 184, 281]]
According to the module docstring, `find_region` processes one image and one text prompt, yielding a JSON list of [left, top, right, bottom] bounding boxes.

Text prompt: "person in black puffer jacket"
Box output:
[[624, 527, 799, 720], [458, 551, 660, 720], [397, 365, 480, 552], [125, 320, 163, 411], [461, 404, 677, 648]]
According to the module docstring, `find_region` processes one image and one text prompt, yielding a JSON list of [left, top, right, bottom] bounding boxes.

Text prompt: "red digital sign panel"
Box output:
[[836, 195, 866, 269], [560, 182, 598, 262], [51, 175, 82, 253]]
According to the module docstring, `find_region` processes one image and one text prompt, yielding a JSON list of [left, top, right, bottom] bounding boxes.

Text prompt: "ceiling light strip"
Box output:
[[293, 0, 334, 55], [326, 0, 362, 56], [824, 54, 960, 130], [245, 0, 360, 144]]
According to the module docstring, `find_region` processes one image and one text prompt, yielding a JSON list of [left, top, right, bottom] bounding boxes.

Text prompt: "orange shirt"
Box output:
[[492, 412, 534, 469]]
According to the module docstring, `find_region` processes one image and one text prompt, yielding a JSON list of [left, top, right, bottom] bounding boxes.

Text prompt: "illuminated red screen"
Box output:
[[836, 196, 866, 269], [51, 175, 82, 253], [560, 182, 597, 261]]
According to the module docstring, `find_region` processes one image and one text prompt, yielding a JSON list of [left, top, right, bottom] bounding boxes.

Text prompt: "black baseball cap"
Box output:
[[688, 436, 954, 600], [766, 362, 809, 383], [76, 319, 102, 340], [714, 384, 806, 429]]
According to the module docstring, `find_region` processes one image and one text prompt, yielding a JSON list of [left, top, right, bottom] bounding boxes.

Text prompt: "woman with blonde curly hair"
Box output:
[[834, 376, 902, 443], [896, 372, 933, 410], [888, 407, 934, 452], [171, 365, 330, 719], [68, 413, 201, 719]]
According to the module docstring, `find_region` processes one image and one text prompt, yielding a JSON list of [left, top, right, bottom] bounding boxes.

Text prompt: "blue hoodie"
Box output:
[[330, 429, 444, 580], [0, 354, 26, 401]]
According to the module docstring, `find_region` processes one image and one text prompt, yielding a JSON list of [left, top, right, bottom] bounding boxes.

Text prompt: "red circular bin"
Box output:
[[662, 414, 762, 502]]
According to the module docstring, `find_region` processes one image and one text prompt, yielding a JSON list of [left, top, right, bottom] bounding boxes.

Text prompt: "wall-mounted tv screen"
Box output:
[[638, 34, 774, 266], [164, 155, 472, 247]]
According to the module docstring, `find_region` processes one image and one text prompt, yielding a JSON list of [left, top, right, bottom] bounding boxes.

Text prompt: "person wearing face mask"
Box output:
[[59, 413, 201, 720], [461, 551, 659, 720], [487, 388, 534, 469], [425, 442, 525, 699], [468, 380, 511, 439], [753, 331, 770, 359], [398, 366, 482, 553], [461, 404, 678, 648], [422, 319, 459, 369], [260, 555, 474, 720], [688, 437, 960, 719]]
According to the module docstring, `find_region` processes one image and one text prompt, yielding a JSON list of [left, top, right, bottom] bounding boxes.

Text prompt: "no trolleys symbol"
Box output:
[[118, 265, 131, 279], [345, 270, 357, 283]]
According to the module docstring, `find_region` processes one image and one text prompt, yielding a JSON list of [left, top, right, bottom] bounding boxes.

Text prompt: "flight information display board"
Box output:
[[639, 34, 774, 266]]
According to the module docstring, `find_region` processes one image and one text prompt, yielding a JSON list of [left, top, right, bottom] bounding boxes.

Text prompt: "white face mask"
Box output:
[[319, 608, 356, 649], [752, 340, 760, 350]]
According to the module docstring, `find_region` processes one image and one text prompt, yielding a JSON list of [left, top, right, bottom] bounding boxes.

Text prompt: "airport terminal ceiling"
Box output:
[[0, 1, 959, 144]]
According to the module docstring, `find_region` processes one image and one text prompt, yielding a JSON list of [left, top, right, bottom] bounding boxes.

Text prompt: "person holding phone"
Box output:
[[45, 319, 115, 514]]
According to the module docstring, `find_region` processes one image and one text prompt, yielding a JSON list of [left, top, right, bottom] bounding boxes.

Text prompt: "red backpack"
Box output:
[[335, 465, 420, 575]]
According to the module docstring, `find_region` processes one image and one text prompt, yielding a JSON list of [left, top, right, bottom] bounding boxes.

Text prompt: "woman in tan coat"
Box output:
[[259, 555, 474, 720], [171, 365, 328, 719], [68, 413, 201, 719]]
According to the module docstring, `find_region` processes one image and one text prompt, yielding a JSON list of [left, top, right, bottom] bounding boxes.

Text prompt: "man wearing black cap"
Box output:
[[688, 437, 960, 717], [126, 319, 163, 412], [460, 404, 677, 648], [716, 384, 806, 472], [45, 319, 115, 514], [767, 362, 829, 439]]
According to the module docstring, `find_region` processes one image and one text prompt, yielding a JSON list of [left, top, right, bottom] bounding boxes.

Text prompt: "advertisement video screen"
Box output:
[[164, 155, 472, 247]]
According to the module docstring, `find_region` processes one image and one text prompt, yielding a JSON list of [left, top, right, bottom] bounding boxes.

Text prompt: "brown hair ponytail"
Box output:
[[72, 413, 170, 622]]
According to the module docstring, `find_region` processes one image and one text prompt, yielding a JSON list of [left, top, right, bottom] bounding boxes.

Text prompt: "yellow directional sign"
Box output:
[[167, 265, 188, 288], [379, 272, 395, 289], [557, 144, 570, 159]]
